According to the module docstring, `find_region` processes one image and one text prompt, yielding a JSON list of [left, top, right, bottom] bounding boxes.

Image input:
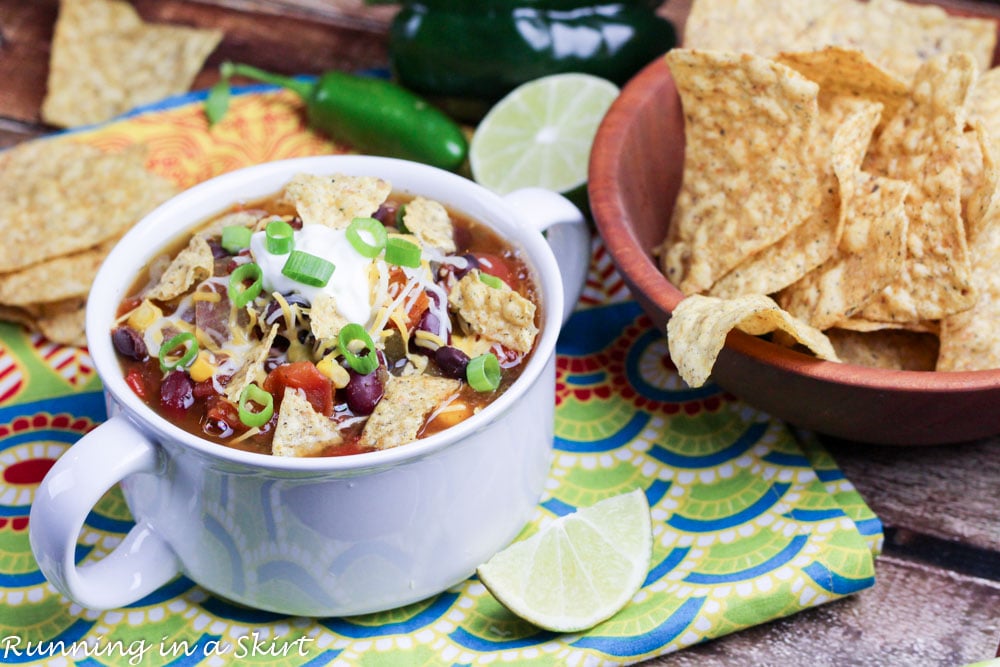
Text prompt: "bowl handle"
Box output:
[[503, 187, 590, 325], [29, 416, 181, 610]]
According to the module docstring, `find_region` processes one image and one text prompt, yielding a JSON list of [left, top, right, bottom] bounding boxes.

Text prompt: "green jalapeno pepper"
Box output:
[[383, 0, 676, 121], [211, 62, 468, 172]]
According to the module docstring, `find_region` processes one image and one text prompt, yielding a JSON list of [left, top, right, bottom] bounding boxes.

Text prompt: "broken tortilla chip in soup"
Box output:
[[667, 294, 839, 389], [661, 49, 823, 295], [42, 0, 223, 128], [0, 139, 177, 273]]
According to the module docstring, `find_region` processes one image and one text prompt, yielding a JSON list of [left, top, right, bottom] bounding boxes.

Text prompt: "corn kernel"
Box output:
[[127, 299, 163, 331], [188, 351, 215, 382], [316, 355, 351, 388]]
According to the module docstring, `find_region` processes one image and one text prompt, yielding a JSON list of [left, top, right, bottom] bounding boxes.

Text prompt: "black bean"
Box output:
[[111, 326, 147, 361], [435, 346, 470, 379], [454, 253, 480, 279], [160, 370, 194, 413], [264, 293, 311, 326], [344, 369, 383, 415], [207, 238, 230, 259]]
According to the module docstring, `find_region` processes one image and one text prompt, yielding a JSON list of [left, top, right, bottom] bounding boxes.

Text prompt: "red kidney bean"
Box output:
[[160, 370, 194, 413], [435, 346, 470, 379], [111, 326, 147, 361], [344, 369, 383, 415]]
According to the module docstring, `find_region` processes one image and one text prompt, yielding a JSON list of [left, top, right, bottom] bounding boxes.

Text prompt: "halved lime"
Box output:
[[476, 488, 652, 633], [469, 73, 620, 201]]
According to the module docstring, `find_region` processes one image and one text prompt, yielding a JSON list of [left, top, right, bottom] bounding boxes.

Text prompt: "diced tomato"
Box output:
[[125, 368, 147, 400], [263, 361, 333, 416], [473, 252, 515, 286], [388, 267, 431, 329], [205, 395, 244, 433]]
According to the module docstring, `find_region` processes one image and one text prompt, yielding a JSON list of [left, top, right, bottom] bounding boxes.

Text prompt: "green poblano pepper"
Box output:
[[386, 0, 677, 121]]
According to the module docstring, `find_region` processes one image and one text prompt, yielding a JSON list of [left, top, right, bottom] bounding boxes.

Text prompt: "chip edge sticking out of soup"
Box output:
[[110, 172, 542, 458]]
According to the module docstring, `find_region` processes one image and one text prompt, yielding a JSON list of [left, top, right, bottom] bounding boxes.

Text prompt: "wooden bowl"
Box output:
[[588, 55, 1000, 446]]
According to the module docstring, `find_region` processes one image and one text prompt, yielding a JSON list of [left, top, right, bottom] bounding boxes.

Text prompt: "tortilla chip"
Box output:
[[776, 47, 909, 132], [0, 139, 176, 273], [42, 0, 223, 128], [827, 0, 996, 83], [145, 235, 215, 302], [358, 375, 460, 450], [272, 387, 343, 457], [402, 196, 456, 254], [683, 0, 996, 83], [661, 49, 822, 294], [0, 237, 118, 306], [938, 132, 1000, 371], [683, 0, 836, 55], [710, 98, 881, 299], [309, 292, 350, 341], [779, 171, 910, 329], [448, 271, 538, 353], [666, 294, 839, 388], [859, 53, 978, 323], [283, 173, 391, 229], [0, 299, 87, 347], [827, 328, 938, 371]]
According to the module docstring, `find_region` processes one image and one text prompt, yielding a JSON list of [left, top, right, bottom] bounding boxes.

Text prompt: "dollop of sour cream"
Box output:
[[250, 224, 373, 324]]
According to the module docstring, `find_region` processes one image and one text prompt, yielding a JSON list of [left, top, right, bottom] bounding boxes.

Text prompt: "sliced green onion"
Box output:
[[337, 323, 378, 375], [282, 250, 335, 287], [238, 383, 274, 428], [395, 204, 408, 232], [228, 262, 263, 308], [385, 237, 421, 268], [346, 217, 388, 258], [265, 219, 295, 254], [158, 332, 198, 373], [479, 272, 504, 289], [467, 353, 501, 392], [221, 225, 252, 253]]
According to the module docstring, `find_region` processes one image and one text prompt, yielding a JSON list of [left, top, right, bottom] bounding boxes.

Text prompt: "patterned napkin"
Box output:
[[0, 88, 882, 665]]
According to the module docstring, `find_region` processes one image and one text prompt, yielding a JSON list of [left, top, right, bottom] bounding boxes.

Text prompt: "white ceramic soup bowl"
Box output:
[[29, 155, 589, 616]]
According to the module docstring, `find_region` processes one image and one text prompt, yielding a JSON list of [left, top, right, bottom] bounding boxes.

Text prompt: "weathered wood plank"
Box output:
[[829, 438, 1000, 552], [644, 557, 1000, 666]]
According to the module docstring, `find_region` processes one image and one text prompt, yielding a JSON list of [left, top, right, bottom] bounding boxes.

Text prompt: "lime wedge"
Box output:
[[476, 488, 651, 633], [469, 73, 619, 200]]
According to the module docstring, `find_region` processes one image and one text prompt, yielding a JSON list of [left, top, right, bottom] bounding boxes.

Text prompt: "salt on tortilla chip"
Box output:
[[965, 121, 1000, 243], [683, 0, 996, 84], [358, 375, 460, 450], [682, 0, 835, 55], [709, 97, 880, 299], [776, 47, 909, 132], [779, 170, 910, 329], [661, 49, 822, 294], [145, 234, 215, 302], [827, 328, 938, 371], [283, 173, 391, 229], [402, 196, 456, 254], [42, 0, 223, 128], [272, 387, 343, 457], [859, 53, 978, 323], [666, 294, 839, 389], [0, 139, 176, 273], [310, 292, 350, 341], [0, 236, 118, 306], [969, 67, 1000, 139], [938, 131, 1000, 371], [798, 0, 995, 83]]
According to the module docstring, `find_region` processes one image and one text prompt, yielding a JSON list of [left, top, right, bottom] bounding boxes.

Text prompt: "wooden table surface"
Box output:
[[1, 1, 998, 665]]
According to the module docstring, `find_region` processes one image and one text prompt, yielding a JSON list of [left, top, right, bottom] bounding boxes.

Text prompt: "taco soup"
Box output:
[[110, 173, 542, 457]]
